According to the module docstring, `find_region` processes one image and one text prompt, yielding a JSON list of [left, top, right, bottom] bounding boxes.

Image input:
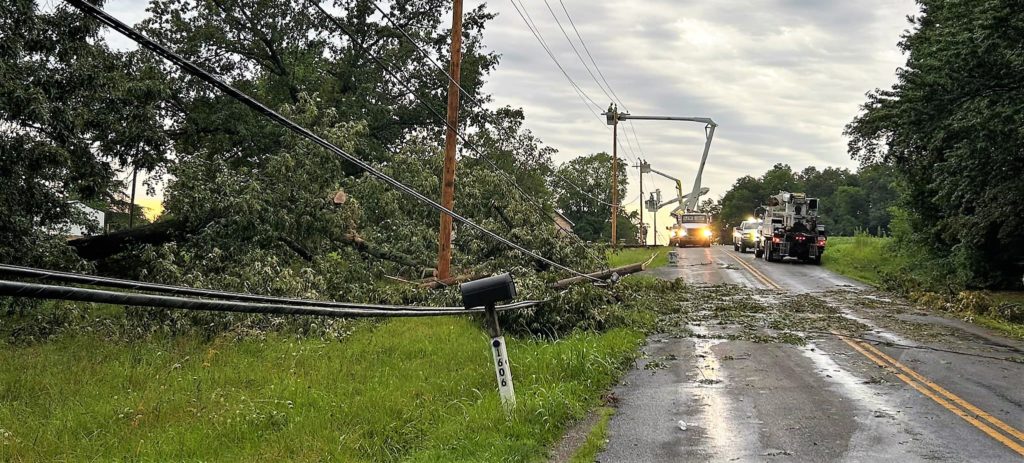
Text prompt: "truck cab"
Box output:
[[732, 219, 760, 253], [669, 213, 713, 247]]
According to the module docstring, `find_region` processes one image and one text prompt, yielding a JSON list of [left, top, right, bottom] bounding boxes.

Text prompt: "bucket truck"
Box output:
[[638, 118, 717, 247], [754, 191, 826, 264], [644, 172, 711, 247]]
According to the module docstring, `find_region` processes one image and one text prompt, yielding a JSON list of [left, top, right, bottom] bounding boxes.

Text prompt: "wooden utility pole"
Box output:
[[637, 160, 643, 245], [437, 0, 464, 280], [128, 166, 138, 229], [605, 104, 619, 247]]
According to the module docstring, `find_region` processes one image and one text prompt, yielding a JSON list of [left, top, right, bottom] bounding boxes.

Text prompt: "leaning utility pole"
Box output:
[[437, 0, 464, 280]]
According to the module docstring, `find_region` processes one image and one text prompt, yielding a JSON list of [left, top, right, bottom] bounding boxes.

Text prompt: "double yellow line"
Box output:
[[837, 334, 1024, 456], [724, 248, 1024, 456], [727, 251, 781, 290]]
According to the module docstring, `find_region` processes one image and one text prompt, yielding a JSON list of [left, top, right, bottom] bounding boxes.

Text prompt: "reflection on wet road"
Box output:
[[598, 245, 1024, 462]]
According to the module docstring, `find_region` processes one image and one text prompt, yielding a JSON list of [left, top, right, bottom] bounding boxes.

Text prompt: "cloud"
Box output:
[[98, 0, 918, 241], [481, 0, 917, 237]]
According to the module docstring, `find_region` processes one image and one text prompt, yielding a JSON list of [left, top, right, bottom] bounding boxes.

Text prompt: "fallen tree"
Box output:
[[548, 252, 658, 289], [68, 218, 428, 269]]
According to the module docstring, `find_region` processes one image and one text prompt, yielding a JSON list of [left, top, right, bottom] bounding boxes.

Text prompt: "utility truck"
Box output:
[[754, 191, 826, 264]]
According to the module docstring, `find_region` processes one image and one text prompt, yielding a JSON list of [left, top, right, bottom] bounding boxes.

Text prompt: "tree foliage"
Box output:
[[845, 0, 1024, 288], [551, 152, 640, 244], [718, 163, 898, 239], [0, 1, 170, 267]]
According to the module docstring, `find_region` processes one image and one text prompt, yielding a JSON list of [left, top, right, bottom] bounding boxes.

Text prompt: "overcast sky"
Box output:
[[100, 0, 917, 240]]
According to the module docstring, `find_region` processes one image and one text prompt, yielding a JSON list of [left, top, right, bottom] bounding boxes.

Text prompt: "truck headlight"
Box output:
[[702, 229, 712, 237]]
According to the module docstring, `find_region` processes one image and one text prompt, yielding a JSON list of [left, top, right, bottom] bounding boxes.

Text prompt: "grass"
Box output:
[[822, 234, 1024, 339], [822, 235, 909, 286], [607, 246, 671, 269], [972, 314, 1024, 339], [568, 407, 614, 463], [0, 317, 644, 462]]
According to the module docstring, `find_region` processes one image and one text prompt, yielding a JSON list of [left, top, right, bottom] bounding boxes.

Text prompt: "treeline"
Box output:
[[844, 0, 1024, 289], [0, 1, 614, 337], [717, 163, 898, 237]]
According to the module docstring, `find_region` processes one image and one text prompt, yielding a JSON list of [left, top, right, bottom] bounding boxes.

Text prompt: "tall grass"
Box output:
[[0, 317, 643, 461], [607, 246, 670, 269], [822, 234, 908, 286]]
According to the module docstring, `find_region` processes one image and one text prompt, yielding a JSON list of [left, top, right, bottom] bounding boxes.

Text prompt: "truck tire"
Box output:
[[734, 243, 740, 252], [754, 245, 764, 258], [740, 245, 747, 254], [764, 242, 773, 262], [812, 254, 822, 265]]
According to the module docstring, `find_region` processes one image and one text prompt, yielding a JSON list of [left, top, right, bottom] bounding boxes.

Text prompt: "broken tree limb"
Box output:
[[334, 232, 429, 269], [548, 252, 659, 289], [419, 273, 485, 290], [68, 216, 428, 269]]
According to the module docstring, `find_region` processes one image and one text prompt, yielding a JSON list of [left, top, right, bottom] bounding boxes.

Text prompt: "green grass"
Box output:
[[0, 317, 644, 462], [972, 314, 1024, 339], [822, 235, 1024, 339], [607, 246, 671, 269], [822, 235, 909, 286], [568, 406, 614, 463]]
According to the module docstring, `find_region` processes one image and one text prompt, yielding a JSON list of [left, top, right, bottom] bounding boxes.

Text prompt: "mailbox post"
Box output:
[[460, 273, 517, 409]]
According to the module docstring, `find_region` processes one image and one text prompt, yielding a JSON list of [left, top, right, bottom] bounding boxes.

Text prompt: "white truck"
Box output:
[[754, 191, 826, 264]]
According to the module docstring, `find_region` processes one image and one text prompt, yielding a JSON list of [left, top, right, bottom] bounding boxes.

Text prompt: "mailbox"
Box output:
[[460, 273, 517, 309]]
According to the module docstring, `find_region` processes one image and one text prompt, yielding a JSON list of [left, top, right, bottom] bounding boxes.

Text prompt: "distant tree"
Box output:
[[0, 2, 170, 267], [551, 153, 638, 244], [718, 163, 897, 238], [845, 0, 1024, 287]]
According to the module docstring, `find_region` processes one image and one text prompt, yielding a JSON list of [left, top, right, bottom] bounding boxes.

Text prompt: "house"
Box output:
[[65, 201, 105, 238], [551, 210, 575, 235]]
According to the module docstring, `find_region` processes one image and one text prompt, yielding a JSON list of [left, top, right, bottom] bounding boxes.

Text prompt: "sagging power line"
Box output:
[[366, 0, 634, 210], [66, 0, 600, 282], [308, 0, 606, 266], [0, 264, 541, 312], [0, 279, 537, 318]]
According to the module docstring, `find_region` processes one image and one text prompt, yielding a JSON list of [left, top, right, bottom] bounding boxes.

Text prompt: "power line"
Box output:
[[66, 0, 599, 282], [308, 1, 605, 265], [0, 264, 539, 312], [557, 0, 626, 111], [547, 0, 649, 167], [507, 0, 604, 115], [0, 279, 537, 318], [541, 0, 613, 104]]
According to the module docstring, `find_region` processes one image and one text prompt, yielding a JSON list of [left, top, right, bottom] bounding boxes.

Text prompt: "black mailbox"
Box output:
[[460, 273, 517, 309]]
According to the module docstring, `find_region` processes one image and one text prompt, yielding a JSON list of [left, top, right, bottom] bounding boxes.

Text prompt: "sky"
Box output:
[[99, 0, 918, 241]]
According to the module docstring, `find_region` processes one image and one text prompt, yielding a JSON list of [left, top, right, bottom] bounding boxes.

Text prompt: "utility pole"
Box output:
[[437, 0, 464, 280], [603, 104, 623, 247], [653, 189, 660, 246], [634, 160, 644, 245], [128, 166, 138, 229], [637, 160, 643, 245]]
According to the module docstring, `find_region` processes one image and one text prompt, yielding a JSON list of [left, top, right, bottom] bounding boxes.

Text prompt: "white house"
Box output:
[[65, 201, 105, 238]]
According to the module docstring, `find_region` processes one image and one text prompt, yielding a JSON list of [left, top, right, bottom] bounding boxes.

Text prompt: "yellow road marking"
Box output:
[[837, 335, 1024, 456], [857, 339, 1024, 443], [727, 251, 780, 290]]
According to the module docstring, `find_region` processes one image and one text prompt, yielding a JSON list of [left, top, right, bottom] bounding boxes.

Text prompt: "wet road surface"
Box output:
[[598, 245, 1024, 462]]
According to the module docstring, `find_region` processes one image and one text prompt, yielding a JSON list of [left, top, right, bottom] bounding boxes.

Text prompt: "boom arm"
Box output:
[[625, 114, 717, 213], [683, 124, 716, 212], [641, 162, 684, 205]]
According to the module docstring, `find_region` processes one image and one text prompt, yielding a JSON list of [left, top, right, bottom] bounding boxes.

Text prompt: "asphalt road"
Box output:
[[598, 245, 1024, 462]]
